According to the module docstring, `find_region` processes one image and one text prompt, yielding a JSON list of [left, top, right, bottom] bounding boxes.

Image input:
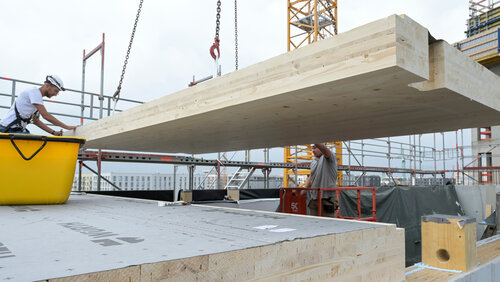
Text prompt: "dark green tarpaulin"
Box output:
[[339, 185, 465, 266]]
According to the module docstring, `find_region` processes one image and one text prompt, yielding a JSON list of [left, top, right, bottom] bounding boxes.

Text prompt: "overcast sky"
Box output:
[[0, 1, 473, 175], [0, 0, 469, 101]]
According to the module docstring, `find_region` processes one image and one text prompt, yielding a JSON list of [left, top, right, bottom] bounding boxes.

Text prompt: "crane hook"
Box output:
[[210, 37, 220, 60]]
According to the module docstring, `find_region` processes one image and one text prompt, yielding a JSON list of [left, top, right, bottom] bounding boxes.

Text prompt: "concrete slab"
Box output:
[[66, 15, 500, 154], [456, 185, 497, 240], [0, 193, 404, 281]]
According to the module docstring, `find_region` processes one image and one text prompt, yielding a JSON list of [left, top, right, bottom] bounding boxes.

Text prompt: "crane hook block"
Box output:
[[210, 37, 220, 60]]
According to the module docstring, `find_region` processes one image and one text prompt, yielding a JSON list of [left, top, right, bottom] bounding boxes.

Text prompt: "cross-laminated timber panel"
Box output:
[[67, 14, 500, 154], [405, 234, 500, 281], [1, 194, 405, 281]]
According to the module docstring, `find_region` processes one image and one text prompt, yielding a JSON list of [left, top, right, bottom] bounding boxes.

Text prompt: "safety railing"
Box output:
[[279, 187, 377, 221], [0, 76, 144, 124]]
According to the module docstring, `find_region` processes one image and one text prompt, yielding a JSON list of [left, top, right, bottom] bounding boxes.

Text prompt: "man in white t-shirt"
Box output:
[[303, 143, 339, 217], [0, 75, 78, 135]]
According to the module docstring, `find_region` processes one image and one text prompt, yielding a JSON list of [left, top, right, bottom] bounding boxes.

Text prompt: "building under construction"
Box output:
[[2, 1, 500, 281]]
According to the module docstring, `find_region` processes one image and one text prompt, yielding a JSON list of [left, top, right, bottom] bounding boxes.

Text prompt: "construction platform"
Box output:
[[68, 14, 500, 154], [0, 193, 404, 281]]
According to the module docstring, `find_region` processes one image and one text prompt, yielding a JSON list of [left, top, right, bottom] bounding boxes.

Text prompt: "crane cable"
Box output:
[[112, 0, 144, 113], [234, 0, 238, 70]]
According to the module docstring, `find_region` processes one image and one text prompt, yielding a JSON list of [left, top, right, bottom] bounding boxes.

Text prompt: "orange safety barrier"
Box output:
[[279, 187, 377, 221]]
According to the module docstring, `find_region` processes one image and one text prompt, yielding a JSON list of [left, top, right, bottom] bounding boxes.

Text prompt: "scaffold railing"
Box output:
[[0, 76, 144, 125]]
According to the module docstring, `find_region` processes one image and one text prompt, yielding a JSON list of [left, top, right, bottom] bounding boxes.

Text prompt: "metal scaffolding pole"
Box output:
[[97, 149, 102, 191], [461, 129, 465, 184], [188, 164, 194, 191], [456, 130, 460, 184], [433, 133, 437, 180], [10, 80, 16, 105], [82, 33, 105, 122], [173, 165, 178, 201], [264, 148, 270, 189], [442, 132, 446, 179], [217, 153, 221, 190], [78, 160, 83, 191]]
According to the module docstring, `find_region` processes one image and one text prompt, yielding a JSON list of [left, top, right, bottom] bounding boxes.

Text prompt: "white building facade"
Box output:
[[73, 173, 206, 191], [73, 172, 285, 191]]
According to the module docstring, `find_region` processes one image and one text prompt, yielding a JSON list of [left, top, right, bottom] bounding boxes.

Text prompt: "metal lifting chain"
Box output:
[[323, 0, 336, 28], [234, 0, 238, 70], [210, 0, 222, 60], [215, 0, 221, 38], [113, 0, 144, 110]]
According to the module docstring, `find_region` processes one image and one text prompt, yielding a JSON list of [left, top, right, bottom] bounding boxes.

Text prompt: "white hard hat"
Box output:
[[46, 75, 65, 91]]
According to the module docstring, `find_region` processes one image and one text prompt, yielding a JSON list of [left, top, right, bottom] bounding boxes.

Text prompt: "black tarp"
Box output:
[[240, 189, 280, 200], [338, 185, 465, 266], [188, 189, 280, 201], [85, 189, 281, 202], [86, 189, 226, 202], [86, 190, 174, 201], [189, 189, 227, 201]]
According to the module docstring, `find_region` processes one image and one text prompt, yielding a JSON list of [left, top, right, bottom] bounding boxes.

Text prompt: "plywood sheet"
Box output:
[[0, 194, 404, 281], [67, 14, 500, 154]]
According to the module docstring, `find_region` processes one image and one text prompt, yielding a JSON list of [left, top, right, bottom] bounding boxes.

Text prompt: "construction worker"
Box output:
[[0, 75, 78, 135], [303, 143, 339, 217]]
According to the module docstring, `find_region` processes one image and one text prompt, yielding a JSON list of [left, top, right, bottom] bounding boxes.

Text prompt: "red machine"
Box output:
[[279, 187, 377, 221]]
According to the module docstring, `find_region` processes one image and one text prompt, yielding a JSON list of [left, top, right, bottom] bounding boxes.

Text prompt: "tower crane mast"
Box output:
[[284, 0, 341, 187]]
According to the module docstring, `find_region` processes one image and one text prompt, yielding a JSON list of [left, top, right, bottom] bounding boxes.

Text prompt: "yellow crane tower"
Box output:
[[284, 0, 342, 187]]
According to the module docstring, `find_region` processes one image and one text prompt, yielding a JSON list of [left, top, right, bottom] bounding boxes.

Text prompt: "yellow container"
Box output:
[[0, 133, 85, 205]]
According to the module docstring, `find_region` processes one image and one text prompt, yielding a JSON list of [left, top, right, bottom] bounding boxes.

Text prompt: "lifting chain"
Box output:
[[323, 0, 336, 32], [215, 0, 221, 38], [113, 0, 144, 110], [234, 0, 238, 70], [210, 0, 222, 60]]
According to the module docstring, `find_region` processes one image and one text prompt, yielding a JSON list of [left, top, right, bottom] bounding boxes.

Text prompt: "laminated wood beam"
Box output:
[[67, 14, 500, 154]]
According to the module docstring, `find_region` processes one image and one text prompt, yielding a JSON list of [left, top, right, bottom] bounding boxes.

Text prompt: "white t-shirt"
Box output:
[[0, 87, 44, 129]]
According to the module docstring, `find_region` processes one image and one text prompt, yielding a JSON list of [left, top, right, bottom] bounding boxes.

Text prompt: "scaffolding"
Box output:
[[467, 0, 500, 37], [456, 27, 500, 66], [455, 3, 500, 185], [464, 1, 500, 65], [78, 130, 500, 190]]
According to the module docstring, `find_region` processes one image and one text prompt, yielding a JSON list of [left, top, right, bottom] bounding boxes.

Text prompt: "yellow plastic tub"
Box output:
[[0, 133, 85, 205]]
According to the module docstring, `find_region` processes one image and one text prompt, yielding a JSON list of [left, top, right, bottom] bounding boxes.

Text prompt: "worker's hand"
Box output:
[[53, 130, 63, 136], [65, 125, 79, 131], [300, 189, 307, 196]]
